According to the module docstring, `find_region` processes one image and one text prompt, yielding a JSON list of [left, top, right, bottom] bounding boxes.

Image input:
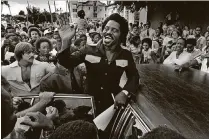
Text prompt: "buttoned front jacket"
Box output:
[[57, 43, 140, 109]]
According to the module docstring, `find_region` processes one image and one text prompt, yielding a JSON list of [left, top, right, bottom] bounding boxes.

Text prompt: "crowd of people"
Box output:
[[1, 8, 209, 139]]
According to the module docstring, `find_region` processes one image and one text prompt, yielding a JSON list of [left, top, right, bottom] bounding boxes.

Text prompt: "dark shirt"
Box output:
[[57, 43, 139, 114]]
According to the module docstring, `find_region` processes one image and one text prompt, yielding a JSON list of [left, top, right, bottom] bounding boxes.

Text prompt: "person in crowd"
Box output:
[[28, 27, 41, 47], [44, 29, 53, 39], [20, 31, 29, 42], [35, 37, 54, 63], [163, 38, 191, 66], [171, 30, 180, 44], [57, 13, 139, 115], [140, 126, 187, 139], [182, 25, 190, 39], [153, 27, 164, 46], [141, 38, 153, 64], [140, 21, 156, 40], [186, 38, 202, 57], [195, 26, 206, 51], [126, 24, 140, 46], [187, 28, 195, 39], [1, 33, 20, 65], [204, 25, 209, 38], [92, 32, 102, 44], [80, 34, 88, 45], [178, 35, 209, 73], [53, 32, 62, 52], [162, 24, 168, 37], [77, 10, 88, 36], [2, 42, 56, 95], [129, 35, 142, 64], [48, 120, 98, 139], [6, 26, 15, 33]]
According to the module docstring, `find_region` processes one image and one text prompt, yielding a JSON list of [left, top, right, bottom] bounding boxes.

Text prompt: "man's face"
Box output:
[[93, 34, 101, 44], [162, 25, 168, 33], [143, 42, 150, 51], [31, 31, 40, 40], [145, 24, 150, 29], [132, 27, 138, 34], [39, 42, 51, 56], [176, 39, 185, 53], [9, 36, 19, 47], [187, 44, 194, 53], [22, 48, 35, 63], [102, 20, 121, 49], [45, 33, 52, 39], [195, 27, 201, 36], [53, 34, 61, 42]]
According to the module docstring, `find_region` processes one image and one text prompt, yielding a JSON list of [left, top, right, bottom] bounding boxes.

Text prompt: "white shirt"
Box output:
[[196, 55, 209, 73], [163, 51, 191, 66]]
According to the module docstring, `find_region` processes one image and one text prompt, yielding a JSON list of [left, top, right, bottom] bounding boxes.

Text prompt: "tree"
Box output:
[[19, 10, 25, 16]]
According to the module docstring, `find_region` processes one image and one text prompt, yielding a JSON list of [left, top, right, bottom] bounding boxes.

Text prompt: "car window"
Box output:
[[120, 115, 148, 139]]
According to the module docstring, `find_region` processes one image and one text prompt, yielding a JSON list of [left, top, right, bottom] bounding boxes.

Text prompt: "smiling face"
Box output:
[[176, 39, 185, 53], [39, 42, 51, 56], [102, 20, 121, 50], [31, 31, 40, 40]]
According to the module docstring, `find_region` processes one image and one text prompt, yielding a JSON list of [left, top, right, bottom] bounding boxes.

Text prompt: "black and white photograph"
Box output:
[[1, 0, 209, 139]]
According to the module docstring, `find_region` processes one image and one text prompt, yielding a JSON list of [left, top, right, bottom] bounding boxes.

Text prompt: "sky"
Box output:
[[1, 0, 108, 15]]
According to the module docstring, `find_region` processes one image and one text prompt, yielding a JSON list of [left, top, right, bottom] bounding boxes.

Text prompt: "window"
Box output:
[[94, 7, 97, 12], [94, 13, 97, 18], [89, 7, 90, 10], [100, 9, 102, 11], [73, 9, 77, 12]]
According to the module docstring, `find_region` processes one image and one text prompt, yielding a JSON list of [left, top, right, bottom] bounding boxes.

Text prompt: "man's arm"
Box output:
[[15, 92, 55, 118], [123, 52, 140, 96]]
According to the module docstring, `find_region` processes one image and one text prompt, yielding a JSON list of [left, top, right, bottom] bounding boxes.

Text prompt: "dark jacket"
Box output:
[[57, 43, 139, 113]]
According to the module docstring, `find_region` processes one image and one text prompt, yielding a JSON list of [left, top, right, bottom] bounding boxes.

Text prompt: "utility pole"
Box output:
[[48, 0, 54, 25]]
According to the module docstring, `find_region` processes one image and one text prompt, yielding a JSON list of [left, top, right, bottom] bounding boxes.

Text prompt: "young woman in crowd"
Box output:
[[141, 38, 153, 64], [92, 32, 101, 44], [129, 35, 142, 64], [35, 37, 54, 63], [28, 27, 41, 47]]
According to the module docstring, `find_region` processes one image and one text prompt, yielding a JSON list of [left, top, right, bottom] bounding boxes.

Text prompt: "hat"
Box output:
[[44, 29, 52, 36]]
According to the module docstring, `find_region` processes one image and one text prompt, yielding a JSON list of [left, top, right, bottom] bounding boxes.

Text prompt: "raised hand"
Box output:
[[39, 92, 55, 104]]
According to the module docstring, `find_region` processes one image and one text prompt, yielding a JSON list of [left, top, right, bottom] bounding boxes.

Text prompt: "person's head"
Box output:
[[79, 34, 87, 44], [195, 26, 202, 36], [189, 29, 194, 35], [44, 29, 53, 39], [74, 38, 86, 49], [162, 24, 168, 34], [35, 37, 53, 56], [49, 120, 98, 139], [20, 32, 29, 42], [130, 35, 141, 46], [171, 30, 180, 39], [92, 33, 101, 44], [5, 33, 20, 47], [184, 25, 189, 31], [102, 13, 128, 50], [167, 26, 174, 36], [77, 10, 85, 19], [176, 38, 186, 53], [132, 24, 139, 34], [22, 27, 28, 33], [142, 38, 152, 51], [145, 21, 151, 29], [28, 27, 41, 41], [6, 26, 15, 33], [53, 33, 61, 42], [140, 126, 186, 139], [1, 77, 17, 138], [156, 27, 163, 36], [186, 38, 196, 53], [14, 42, 35, 63], [206, 35, 209, 48]]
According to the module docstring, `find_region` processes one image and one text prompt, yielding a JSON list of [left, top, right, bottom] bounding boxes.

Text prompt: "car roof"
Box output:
[[135, 64, 209, 139]]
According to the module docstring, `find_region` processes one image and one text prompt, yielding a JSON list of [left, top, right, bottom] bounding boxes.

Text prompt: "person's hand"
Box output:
[[39, 92, 55, 104], [114, 92, 128, 110], [21, 112, 54, 130], [46, 106, 59, 121], [59, 24, 77, 41], [13, 97, 23, 109]]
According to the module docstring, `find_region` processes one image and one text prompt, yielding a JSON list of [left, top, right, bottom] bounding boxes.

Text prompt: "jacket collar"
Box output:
[[10, 59, 40, 68]]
